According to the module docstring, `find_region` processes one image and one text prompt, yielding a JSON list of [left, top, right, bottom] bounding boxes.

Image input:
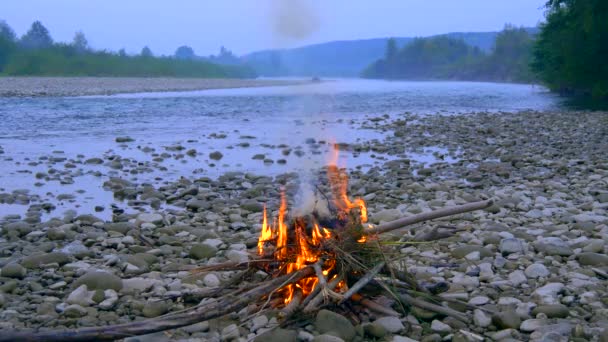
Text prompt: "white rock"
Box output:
[[225, 250, 249, 263], [221, 324, 240, 340], [468, 296, 490, 306], [98, 289, 118, 310], [508, 270, 527, 286], [203, 273, 221, 287], [525, 263, 549, 278], [520, 319, 547, 332], [203, 238, 223, 249], [251, 315, 268, 332], [137, 213, 163, 224], [375, 316, 405, 333], [66, 285, 95, 307], [431, 319, 452, 333], [533, 283, 564, 305], [122, 277, 163, 294], [478, 263, 494, 281]]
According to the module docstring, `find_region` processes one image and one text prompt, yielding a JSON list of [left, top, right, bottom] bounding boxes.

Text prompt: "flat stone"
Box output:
[[142, 300, 170, 318], [221, 323, 240, 341], [1, 263, 26, 279], [254, 328, 297, 342], [533, 283, 564, 305], [499, 238, 525, 255], [577, 252, 608, 266], [189, 244, 218, 260], [73, 271, 123, 291], [534, 237, 573, 256], [520, 318, 548, 332], [374, 316, 404, 333], [532, 304, 569, 318], [66, 285, 95, 306], [21, 252, 71, 269], [451, 245, 493, 259], [137, 213, 163, 225], [315, 309, 356, 341], [63, 304, 88, 318], [525, 263, 550, 278], [431, 319, 452, 333], [492, 310, 521, 329]]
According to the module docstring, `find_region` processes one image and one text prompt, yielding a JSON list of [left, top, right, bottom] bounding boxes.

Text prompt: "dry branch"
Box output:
[[1, 267, 314, 342], [398, 293, 470, 323], [366, 199, 493, 235]]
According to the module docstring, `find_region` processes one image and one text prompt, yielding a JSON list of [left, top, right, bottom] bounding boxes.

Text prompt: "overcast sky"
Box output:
[[2, 0, 547, 56]]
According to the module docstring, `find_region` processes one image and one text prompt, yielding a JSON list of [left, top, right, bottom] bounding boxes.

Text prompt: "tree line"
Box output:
[[362, 25, 535, 83], [364, 0, 607, 102], [0, 20, 255, 78]]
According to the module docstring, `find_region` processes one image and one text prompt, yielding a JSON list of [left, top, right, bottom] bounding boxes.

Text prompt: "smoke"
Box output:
[[269, 0, 326, 216], [270, 0, 320, 42]]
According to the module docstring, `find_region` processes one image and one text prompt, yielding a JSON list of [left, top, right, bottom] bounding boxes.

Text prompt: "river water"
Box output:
[[0, 79, 563, 219]]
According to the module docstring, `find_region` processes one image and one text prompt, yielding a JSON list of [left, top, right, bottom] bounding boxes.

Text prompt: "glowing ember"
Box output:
[[256, 144, 372, 305]]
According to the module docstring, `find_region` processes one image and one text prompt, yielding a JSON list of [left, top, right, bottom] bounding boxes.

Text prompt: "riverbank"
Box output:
[[0, 77, 308, 97], [1, 109, 607, 341]]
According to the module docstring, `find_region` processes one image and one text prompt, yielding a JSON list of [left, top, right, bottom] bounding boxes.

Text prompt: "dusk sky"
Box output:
[[2, 0, 547, 56]]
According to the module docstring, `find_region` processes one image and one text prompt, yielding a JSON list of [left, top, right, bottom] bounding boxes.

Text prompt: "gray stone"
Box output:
[[533, 283, 564, 305], [73, 271, 123, 291], [508, 270, 527, 286], [534, 237, 573, 256], [1, 263, 26, 279], [364, 323, 387, 338], [221, 323, 240, 341], [577, 252, 608, 266], [137, 213, 163, 225], [499, 238, 525, 255], [520, 318, 548, 332], [63, 304, 88, 318], [451, 245, 493, 259], [525, 263, 550, 278], [240, 200, 264, 213], [66, 285, 95, 306], [374, 316, 404, 333], [492, 310, 521, 329], [473, 309, 492, 328], [203, 273, 220, 287], [431, 319, 452, 333], [142, 301, 170, 318], [209, 151, 223, 160], [254, 328, 297, 342], [532, 304, 569, 318], [189, 244, 218, 260], [315, 309, 356, 341], [21, 252, 71, 269], [104, 222, 135, 234]]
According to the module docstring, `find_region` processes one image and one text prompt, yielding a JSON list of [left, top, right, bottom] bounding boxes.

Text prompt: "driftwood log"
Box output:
[[2, 199, 493, 342]]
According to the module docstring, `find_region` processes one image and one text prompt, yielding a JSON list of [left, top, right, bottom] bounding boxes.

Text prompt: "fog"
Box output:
[[2, 0, 546, 55]]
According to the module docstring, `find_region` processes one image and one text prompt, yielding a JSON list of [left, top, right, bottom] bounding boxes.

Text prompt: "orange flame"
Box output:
[[258, 205, 272, 255], [257, 143, 371, 306]]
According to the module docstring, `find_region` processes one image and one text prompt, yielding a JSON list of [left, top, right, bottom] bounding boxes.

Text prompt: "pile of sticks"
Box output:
[[1, 199, 492, 342]]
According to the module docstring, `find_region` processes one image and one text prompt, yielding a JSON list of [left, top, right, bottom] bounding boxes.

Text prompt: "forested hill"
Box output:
[[242, 29, 537, 77]]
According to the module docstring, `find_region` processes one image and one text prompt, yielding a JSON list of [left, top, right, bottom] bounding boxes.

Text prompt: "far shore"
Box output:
[[0, 77, 310, 98]]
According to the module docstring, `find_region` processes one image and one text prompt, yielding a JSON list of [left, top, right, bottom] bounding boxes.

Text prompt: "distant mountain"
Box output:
[[242, 28, 538, 77]]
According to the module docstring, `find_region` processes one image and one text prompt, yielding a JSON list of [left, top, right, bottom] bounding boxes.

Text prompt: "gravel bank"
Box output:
[[1, 110, 607, 341], [0, 77, 308, 97]]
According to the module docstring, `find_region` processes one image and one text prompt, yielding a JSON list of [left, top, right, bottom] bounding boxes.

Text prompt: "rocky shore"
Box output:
[[1, 110, 607, 341], [0, 77, 308, 97]]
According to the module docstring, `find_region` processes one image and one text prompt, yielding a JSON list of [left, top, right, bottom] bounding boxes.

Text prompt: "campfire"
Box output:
[[257, 150, 371, 307], [6, 145, 495, 341]]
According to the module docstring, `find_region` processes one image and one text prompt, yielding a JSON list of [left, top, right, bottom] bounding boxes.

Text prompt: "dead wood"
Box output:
[[398, 293, 470, 323], [0, 267, 314, 342], [366, 199, 493, 235]]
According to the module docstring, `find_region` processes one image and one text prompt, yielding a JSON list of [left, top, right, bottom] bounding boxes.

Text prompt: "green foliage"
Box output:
[[175, 45, 195, 60], [140, 46, 153, 58], [532, 0, 608, 100], [0, 19, 256, 78], [2, 46, 255, 78], [362, 26, 536, 83], [20, 20, 53, 49]]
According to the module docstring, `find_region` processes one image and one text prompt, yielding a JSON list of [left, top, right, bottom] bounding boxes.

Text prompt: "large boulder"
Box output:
[[315, 309, 356, 341], [72, 271, 123, 291]]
